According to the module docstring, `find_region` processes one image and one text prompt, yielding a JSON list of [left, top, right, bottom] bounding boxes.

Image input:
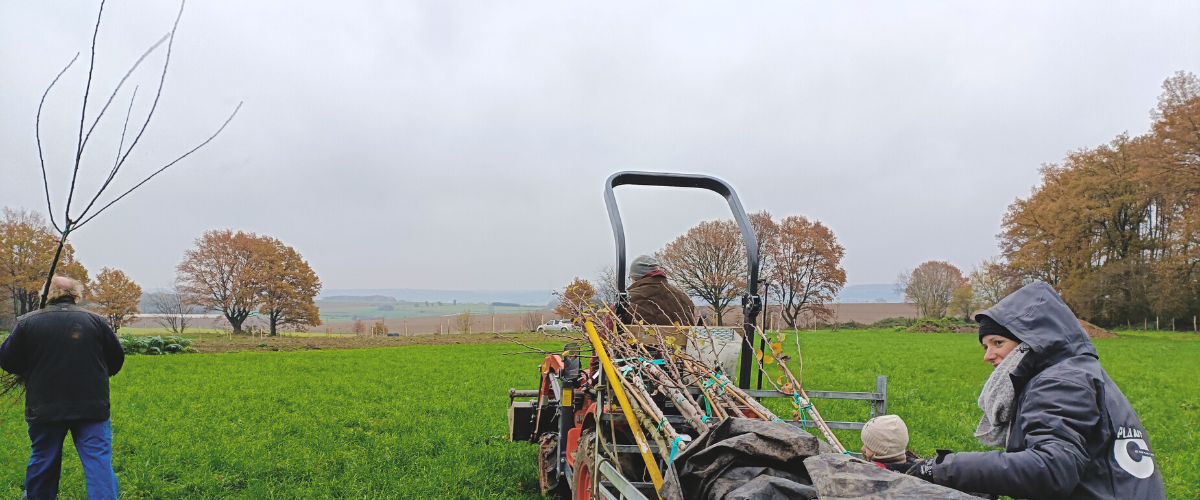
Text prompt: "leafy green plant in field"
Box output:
[[118, 335, 196, 355]]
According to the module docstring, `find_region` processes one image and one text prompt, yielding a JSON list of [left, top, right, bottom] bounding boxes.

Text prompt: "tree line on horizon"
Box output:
[[999, 71, 1199, 328], [1, 213, 322, 336], [558, 211, 847, 328]]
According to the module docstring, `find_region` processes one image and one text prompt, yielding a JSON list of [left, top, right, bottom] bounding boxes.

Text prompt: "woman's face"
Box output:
[[981, 334, 1020, 368]]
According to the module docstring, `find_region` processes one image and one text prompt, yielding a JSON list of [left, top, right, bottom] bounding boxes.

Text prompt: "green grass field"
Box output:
[[1, 330, 1195, 499], [113, 327, 355, 340]]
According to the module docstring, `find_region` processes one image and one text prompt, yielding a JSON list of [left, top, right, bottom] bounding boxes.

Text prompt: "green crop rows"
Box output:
[[1, 330, 1196, 499]]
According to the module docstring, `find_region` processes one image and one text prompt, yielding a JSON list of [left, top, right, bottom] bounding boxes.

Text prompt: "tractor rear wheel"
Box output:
[[537, 432, 570, 499], [572, 430, 597, 500]]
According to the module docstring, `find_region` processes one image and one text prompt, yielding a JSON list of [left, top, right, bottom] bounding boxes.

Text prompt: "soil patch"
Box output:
[[1079, 319, 1118, 338]]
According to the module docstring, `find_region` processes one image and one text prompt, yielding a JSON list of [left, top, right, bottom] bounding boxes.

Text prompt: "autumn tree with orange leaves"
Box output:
[[177, 230, 263, 333], [897, 261, 965, 318], [90, 267, 142, 332], [0, 208, 90, 325], [555, 278, 596, 319], [1001, 72, 1200, 326], [658, 219, 745, 326], [762, 215, 847, 328], [177, 229, 322, 335], [257, 237, 322, 336]]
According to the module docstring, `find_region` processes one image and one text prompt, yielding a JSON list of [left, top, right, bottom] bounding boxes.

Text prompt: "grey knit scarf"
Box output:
[[975, 343, 1030, 447]]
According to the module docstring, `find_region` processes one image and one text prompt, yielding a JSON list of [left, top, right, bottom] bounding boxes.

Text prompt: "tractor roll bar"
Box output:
[[603, 171, 762, 389]]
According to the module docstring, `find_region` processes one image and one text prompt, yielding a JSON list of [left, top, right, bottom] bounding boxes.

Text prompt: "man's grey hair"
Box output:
[[43, 276, 84, 303]]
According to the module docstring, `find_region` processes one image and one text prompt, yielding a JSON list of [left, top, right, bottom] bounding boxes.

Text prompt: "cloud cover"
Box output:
[[2, 1, 1198, 291]]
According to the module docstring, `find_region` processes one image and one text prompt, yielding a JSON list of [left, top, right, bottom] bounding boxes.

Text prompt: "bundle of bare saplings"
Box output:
[[506, 302, 975, 499]]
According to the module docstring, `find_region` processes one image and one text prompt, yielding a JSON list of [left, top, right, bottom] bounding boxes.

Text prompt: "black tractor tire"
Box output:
[[537, 432, 570, 499], [572, 430, 597, 500]]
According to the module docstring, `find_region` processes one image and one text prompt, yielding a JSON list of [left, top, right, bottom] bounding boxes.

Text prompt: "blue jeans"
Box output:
[[25, 419, 118, 500]]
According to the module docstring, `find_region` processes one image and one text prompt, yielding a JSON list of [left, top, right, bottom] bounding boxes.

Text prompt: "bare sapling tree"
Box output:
[[522, 311, 541, 332], [32, 0, 242, 309], [145, 283, 196, 334], [594, 265, 621, 308], [657, 219, 745, 326]]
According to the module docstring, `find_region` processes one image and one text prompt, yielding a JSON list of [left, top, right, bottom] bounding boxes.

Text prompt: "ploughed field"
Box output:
[[0, 330, 1195, 499]]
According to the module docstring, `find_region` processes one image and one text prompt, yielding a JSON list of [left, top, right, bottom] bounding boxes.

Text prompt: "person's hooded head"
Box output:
[[630, 255, 666, 281], [975, 281, 1097, 377]]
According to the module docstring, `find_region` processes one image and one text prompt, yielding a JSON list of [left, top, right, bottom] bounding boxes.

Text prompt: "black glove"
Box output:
[[905, 449, 952, 482]]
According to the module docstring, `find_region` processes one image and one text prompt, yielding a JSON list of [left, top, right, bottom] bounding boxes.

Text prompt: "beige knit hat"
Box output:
[[861, 415, 909, 462]]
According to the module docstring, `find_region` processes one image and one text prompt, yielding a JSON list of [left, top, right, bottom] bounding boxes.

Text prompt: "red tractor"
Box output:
[[507, 172, 890, 499], [509, 172, 766, 500]]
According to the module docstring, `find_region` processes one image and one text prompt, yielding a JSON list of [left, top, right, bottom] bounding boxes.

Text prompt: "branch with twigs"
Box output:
[[32, 0, 243, 309]]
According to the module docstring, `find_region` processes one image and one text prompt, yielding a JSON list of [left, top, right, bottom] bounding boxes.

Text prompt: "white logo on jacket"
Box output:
[[1114, 426, 1155, 479]]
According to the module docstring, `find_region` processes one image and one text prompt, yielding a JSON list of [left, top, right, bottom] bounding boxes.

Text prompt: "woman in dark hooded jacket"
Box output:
[[910, 281, 1165, 500]]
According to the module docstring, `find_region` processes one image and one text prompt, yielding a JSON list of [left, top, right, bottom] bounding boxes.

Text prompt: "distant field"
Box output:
[[0, 330, 1193, 499], [315, 300, 545, 323]]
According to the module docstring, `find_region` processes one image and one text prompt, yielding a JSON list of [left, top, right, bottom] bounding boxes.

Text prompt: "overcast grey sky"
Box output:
[[3, 1, 1198, 291]]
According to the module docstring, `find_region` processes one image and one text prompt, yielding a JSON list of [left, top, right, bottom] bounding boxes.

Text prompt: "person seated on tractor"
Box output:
[[860, 414, 919, 473], [621, 255, 695, 326]]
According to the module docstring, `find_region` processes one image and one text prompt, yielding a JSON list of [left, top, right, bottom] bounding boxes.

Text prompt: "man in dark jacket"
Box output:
[[912, 281, 1165, 500], [0, 276, 125, 500], [622, 255, 695, 326]]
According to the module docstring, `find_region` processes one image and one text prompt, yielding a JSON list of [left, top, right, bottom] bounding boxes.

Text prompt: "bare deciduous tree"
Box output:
[[145, 283, 197, 334], [522, 312, 541, 332], [969, 257, 1022, 310], [897, 261, 966, 318], [657, 220, 745, 326], [594, 265, 620, 308]]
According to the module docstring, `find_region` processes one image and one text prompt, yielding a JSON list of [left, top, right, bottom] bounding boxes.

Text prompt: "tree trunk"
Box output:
[[269, 312, 279, 336], [226, 309, 249, 334]]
